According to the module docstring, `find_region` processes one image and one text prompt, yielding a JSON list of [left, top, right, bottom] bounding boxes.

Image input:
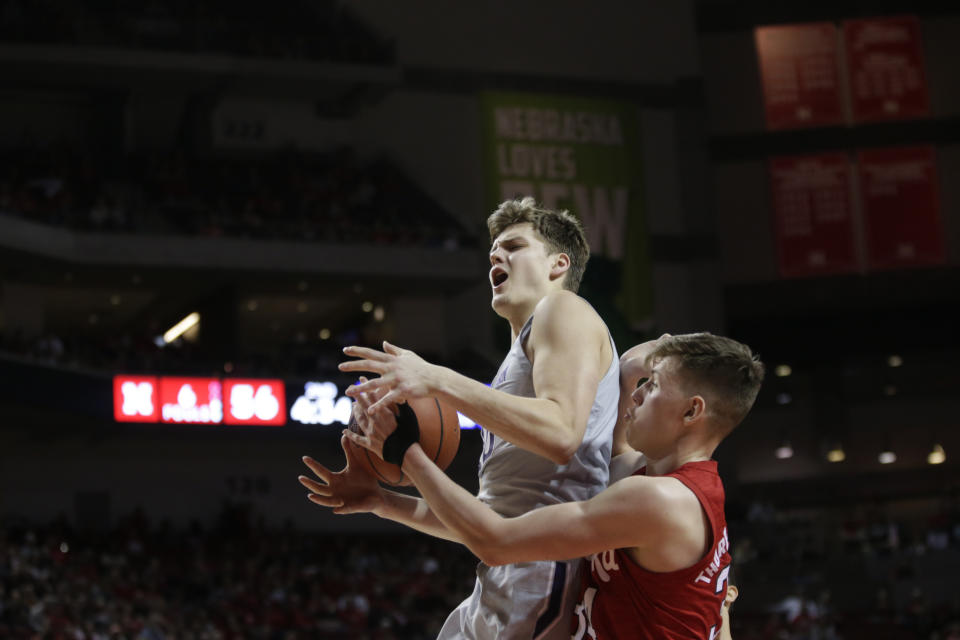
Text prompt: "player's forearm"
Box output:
[[402, 444, 509, 560], [611, 427, 634, 457], [374, 488, 463, 542], [608, 450, 645, 482], [612, 350, 649, 457], [431, 366, 579, 464], [611, 382, 637, 457]]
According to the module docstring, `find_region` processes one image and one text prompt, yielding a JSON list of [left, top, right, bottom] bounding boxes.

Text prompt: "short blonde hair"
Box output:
[[649, 333, 765, 434]]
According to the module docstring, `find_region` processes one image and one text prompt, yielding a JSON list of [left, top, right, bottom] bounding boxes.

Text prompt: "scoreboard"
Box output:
[[113, 374, 476, 428]]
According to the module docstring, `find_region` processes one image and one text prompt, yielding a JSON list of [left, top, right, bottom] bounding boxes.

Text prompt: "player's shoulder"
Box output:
[[613, 474, 711, 564], [615, 474, 703, 524], [532, 291, 605, 331]]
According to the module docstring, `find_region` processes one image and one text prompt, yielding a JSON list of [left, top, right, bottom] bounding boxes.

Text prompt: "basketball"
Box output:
[[350, 396, 460, 486]]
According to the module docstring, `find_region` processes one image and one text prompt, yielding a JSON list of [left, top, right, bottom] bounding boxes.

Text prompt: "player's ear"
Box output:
[[683, 395, 706, 424], [724, 584, 739, 606], [550, 252, 570, 279]]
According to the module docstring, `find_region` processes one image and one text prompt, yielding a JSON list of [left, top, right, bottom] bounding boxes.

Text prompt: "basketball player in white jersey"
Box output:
[[334, 332, 762, 640], [301, 197, 619, 640]]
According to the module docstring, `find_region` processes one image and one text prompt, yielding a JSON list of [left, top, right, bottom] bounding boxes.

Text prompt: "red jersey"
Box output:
[[571, 460, 731, 640]]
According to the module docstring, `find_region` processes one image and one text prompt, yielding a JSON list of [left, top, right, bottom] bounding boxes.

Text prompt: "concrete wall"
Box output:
[[701, 15, 960, 284]]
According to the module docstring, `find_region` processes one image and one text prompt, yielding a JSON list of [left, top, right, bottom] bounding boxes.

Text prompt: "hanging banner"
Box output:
[[857, 146, 943, 270], [479, 92, 651, 328], [755, 23, 845, 130], [769, 153, 859, 277], [843, 16, 929, 123]]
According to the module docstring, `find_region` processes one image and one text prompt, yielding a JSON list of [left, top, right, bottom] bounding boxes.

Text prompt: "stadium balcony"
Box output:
[[0, 145, 480, 277], [0, 0, 398, 109], [0, 144, 489, 386], [0, 0, 394, 64]]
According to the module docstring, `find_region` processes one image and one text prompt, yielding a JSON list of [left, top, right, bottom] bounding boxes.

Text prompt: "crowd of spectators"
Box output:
[[0, 506, 477, 639], [725, 497, 960, 639], [0, 145, 473, 249], [4, 501, 960, 640], [0, 0, 394, 64], [730, 497, 960, 569]]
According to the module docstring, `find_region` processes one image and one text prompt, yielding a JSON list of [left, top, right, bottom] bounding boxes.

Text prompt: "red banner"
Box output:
[[769, 153, 859, 277], [857, 146, 943, 270], [158, 377, 223, 424], [843, 16, 929, 122], [223, 379, 286, 426], [113, 376, 159, 423], [755, 23, 845, 130]]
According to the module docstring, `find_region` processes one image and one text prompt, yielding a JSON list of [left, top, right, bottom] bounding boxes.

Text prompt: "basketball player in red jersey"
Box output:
[[336, 332, 763, 640]]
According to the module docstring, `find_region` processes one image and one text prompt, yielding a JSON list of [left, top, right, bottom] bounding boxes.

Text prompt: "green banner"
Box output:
[[480, 91, 652, 334]]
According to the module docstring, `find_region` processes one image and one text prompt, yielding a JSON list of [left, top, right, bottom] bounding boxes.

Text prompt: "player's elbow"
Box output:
[[471, 541, 514, 567], [463, 523, 516, 566], [545, 430, 579, 465], [548, 447, 576, 466]]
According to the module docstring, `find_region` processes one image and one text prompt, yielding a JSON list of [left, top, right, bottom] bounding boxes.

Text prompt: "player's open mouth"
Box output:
[[491, 268, 508, 288]]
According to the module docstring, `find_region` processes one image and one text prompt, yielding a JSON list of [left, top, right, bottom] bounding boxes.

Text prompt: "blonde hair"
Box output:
[[649, 333, 765, 434]]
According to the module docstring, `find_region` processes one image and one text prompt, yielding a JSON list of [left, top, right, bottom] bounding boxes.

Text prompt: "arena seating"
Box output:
[[0, 0, 394, 64], [0, 146, 473, 249]]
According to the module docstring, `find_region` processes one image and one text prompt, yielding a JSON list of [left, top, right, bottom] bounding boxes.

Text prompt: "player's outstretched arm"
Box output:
[[299, 429, 463, 542], [340, 292, 611, 464], [299, 436, 386, 515], [394, 442, 694, 567]]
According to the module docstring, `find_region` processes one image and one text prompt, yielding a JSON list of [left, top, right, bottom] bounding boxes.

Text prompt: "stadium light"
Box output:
[[775, 442, 794, 459], [878, 450, 897, 465], [826, 445, 845, 463], [163, 312, 200, 344], [927, 444, 946, 465]]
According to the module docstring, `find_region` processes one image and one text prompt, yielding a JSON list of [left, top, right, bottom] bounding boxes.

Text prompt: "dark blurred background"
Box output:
[[0, 1, 958, 638]]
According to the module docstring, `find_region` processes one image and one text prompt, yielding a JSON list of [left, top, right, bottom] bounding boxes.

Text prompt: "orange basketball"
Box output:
[[350, 397, 461, 486]]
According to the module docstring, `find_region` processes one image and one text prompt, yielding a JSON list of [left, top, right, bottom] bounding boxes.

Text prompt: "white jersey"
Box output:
[[438, 314, 619, 640]]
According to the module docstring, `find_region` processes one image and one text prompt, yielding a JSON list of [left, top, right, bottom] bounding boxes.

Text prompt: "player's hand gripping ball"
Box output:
[[350, 397, 460, 486]]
